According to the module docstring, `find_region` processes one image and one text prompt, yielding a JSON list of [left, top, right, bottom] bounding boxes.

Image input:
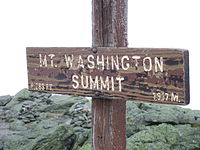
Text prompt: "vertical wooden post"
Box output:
[[92, 0, 128, 150]]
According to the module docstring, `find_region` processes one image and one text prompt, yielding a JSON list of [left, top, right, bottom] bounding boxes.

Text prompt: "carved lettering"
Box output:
[[71, 75, 124, 92], [77, 55, 84, 69], [143, 57, 152, 72], [39, 54, 47, 67], [100, 76, 110, 91], [72, 75, 79, 89], [153, 92, 180, 103], [97, 55, 105, 70], [132, 56, 141, 69], [155, 57, 164, 72], [121, 56, 130, 70], [64, 54, 74, 69], [87, 55, 95, 69], [111, 55, 119, 70], [89, 76, 99, 90]]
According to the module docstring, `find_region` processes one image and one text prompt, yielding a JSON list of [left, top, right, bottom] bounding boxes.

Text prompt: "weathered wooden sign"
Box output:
[[27, 47, 189, 105]]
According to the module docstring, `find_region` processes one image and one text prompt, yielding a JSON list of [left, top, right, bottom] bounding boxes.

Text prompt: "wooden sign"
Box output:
[[27, 47, 189, 105]]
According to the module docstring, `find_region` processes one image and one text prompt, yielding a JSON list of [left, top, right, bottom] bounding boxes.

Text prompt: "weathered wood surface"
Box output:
[[27, 47, 189, 105], [92, 0, 127, 149]]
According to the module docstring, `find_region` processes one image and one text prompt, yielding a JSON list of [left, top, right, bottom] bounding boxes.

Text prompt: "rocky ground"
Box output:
[[0, 89, 200, 150]]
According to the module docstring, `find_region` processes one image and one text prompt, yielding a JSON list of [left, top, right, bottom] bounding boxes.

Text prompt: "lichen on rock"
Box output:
[[0, 89, 200, 150]]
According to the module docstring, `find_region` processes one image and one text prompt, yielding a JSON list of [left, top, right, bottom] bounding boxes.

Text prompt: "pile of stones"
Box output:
[[0, 88, 200, 150], [68, 101, 92, 128]]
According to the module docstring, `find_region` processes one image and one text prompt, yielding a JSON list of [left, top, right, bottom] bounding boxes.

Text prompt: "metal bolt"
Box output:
[[92, 48, 98, 53], [95, 91, 100, 96]]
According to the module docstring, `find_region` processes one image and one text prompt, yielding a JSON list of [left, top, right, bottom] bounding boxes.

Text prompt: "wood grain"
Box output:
[[27, 47, 189, 105], [92, 0, 127, 149]]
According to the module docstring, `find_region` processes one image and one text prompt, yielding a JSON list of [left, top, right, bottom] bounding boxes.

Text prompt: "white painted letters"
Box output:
[[81, 75, 89, 89], [116, 76, 124, 92], [48, 54, 55, 67], [64, 55, 74, 69], [155, 57, 164, 72], [38, 53, 166, 94], [89, 76, 99, 90], [100, 76, 110, 90], [132, 56, 141, 69], [121, 56, 130, 70], [143, 57, 152, 72], [39, 54, 56, 67], [87, 55, 95, 69], [71, 75, 124, 92], [153, 92, 180, 103], [39, 54, 47, 67], [72, 75, 79, 89], [77, 55, 84, 69], [97, 55, 105, 70], [111, 55, 119, 70]]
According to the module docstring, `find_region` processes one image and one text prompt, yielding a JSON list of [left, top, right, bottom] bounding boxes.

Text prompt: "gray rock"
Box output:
[[73, 128, 91, 149], [2, 124, 76, 150], [41, 95, 77, 113], [0, 91, 92, 150], [68, 101, 91, 128], [2, 88, 200, 150], [10, 89, 51, 104], [31, 125, 76, 150], [29, 91, 51, 100], [0, 140, 3, 150], [0, 95, 12, 106], [127, 123, 200, 150], [13, 88, 33, 101], [126, 102, 200, 135], [38, 119, 60, 129], [80, 143, 91, 150]]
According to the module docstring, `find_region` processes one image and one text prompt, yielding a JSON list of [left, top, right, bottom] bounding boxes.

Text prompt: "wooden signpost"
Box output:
[[27, 47, 189, 105], [26, 0, 190, 149]]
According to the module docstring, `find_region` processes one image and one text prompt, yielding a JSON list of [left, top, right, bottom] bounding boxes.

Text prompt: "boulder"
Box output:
[[2, 124, 76, 150], [127, 123, 200, 150], [1, 89, 200, 150], [0, 95, 12, 106], [41, 95, 84, 113], [31, 125, 76, 150], [13, 88, 33, 101], [0, 90, 91, 150], [126, 101, 200, 137], [68, 101, 92, 128], [79, 143, 92, 150]]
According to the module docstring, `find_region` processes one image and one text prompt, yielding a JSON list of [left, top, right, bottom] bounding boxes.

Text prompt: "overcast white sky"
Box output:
[[0, 0, 199, 109]]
